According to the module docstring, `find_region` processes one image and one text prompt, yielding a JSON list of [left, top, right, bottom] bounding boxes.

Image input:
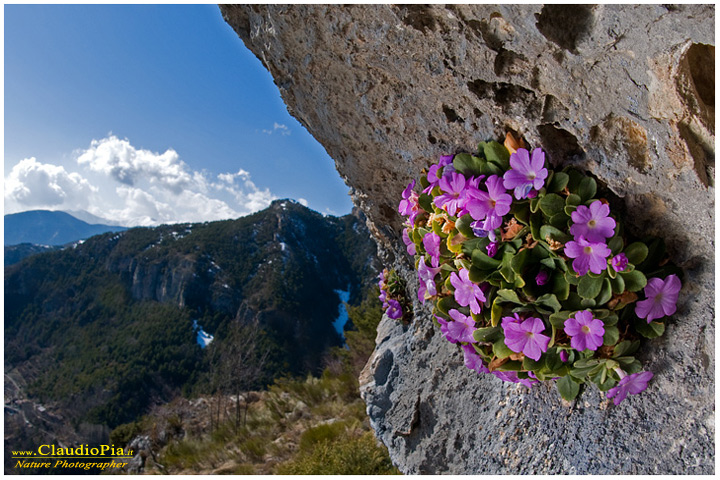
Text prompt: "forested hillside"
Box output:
[[4, 199, 378, 470]]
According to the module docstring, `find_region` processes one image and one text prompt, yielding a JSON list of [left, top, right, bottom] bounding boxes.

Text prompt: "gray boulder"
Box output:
[[221, 4, 714, 474]]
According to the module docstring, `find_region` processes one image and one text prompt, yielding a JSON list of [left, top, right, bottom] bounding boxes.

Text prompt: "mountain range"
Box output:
[[4, 209, 127, 247]]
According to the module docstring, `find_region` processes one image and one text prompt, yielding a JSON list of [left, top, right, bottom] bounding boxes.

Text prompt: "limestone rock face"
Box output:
[[221, 4, 714, 474]]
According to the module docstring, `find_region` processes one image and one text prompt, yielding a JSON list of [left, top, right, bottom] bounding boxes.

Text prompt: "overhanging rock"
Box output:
[[221, 4, 714, 474]]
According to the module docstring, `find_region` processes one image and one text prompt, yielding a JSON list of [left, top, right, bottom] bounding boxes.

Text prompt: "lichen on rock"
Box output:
[[221, 4, 714, 474]]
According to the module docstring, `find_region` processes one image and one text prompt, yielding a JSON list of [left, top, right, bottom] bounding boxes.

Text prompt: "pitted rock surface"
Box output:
[[221, 4, 714, 474]]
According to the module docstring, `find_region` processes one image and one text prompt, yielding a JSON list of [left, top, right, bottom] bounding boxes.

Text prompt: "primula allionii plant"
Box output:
[[378, 268, 410, 323], [395, 133, 683, 404]]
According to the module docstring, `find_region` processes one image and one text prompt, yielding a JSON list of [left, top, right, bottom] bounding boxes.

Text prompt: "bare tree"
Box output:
[[208, 302, 269, 431]]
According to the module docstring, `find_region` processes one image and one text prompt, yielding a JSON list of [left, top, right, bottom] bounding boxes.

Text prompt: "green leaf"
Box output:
[[530, 213, 542, 240], [569, 366, 595, 379], [511, 202, 531, 225], [483, 141, 510, 170], [499, 252, 516, 282], [436, 296, 460, 315], [620, 270, 647, 292], [496, 289, 525, 304], [565, 270, 580, 285], [609, 274, 625, 294], [580, 298, 596, 308], [491, 298, 503, 327], [510, 248, 530, 274], [601, 314, 618, 326], [596, 278, 613, 305], [418, 193, 434, 213], [561, 292, 584, 310], [540, 225, 571, 243], [635, 318, 666, 338], [472, 248, 501, 270], [612, 340, 640, 358], [480, 161, 504, 176], [453, 153, 485, 176], [492, 338, 515, 359], [549, 212, 570, 230], [552, 274, 570, 301], [539, 193, 566, 217], [608, 235, 624, 255], [577, 177, 597, 202], [624, 242, 649, 265], [566, 168, 584, 192], [522, 356, 545, 373], [636, 237, 667, 271], [535, 293, 562, 313], [455, 214, 475, 238], [529, 197, 541, 213], [547, 172, 569, 193], [564, 205, 577, 216], [494, 360, 523, 372], [602, 325, 620, 346], [578, 274, 604, 300], [473, 326, 501, 342], [573, 357, 601, 369], [565, 193, 582, 206], [557, 375, 581, 401], [549, 310, 573, 328]]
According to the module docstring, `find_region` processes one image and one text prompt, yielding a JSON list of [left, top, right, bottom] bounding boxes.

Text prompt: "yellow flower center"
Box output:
[[584, 246, 593, 254], [581, 325, 591, 334], [588, 219, 597, 227]]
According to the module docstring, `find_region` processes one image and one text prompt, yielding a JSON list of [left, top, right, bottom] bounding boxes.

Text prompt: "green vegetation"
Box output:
[[110, 289, 398, 475]]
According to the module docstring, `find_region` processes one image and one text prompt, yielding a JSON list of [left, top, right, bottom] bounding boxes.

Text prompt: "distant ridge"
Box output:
[[4, 210, 126, 246]]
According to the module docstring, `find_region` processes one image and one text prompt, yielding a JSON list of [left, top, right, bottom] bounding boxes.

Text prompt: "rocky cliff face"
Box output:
[[221, 4, 714, 474]]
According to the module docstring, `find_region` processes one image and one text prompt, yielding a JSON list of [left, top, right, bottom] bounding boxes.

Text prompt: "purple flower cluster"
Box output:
[[395, 142, 681, 405], [378, 269, 403, 320], [564, 200, 615, 276]]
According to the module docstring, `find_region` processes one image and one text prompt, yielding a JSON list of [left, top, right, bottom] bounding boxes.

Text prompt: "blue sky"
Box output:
[[4, 4, 353, 226]]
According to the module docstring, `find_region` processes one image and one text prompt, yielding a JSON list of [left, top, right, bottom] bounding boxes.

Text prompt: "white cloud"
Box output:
[[4, 157, 98, 211], [77, 136, 192, 194], [262, 122, 291, 136], [4, 136, 278, 227]]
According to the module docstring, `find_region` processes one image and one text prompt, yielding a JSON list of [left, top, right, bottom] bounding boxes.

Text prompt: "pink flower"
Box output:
[[635, 274, 681, 323], [570, 200, 616, 242], [466, 175, 512, 222], [446, 309, 477, 343], [398, 180, 421, 225], [564, 236, 611, 276], [450, 268, 486, 314], [423, 231, 442, 267], [402, 228, 416, 256], [611, 253, 628, 272], [491, 370, 538, 388], [564, 310, 605, 351], [435, 315, 458, 344], [417, 257, 441, 302], [462, 344, 489, 373], [434, 172, 467, 217], [606, 371, 653, 405], [386, 299, 402, 319], [502, 316, 550, 361], [502, 148, 548, 200]]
